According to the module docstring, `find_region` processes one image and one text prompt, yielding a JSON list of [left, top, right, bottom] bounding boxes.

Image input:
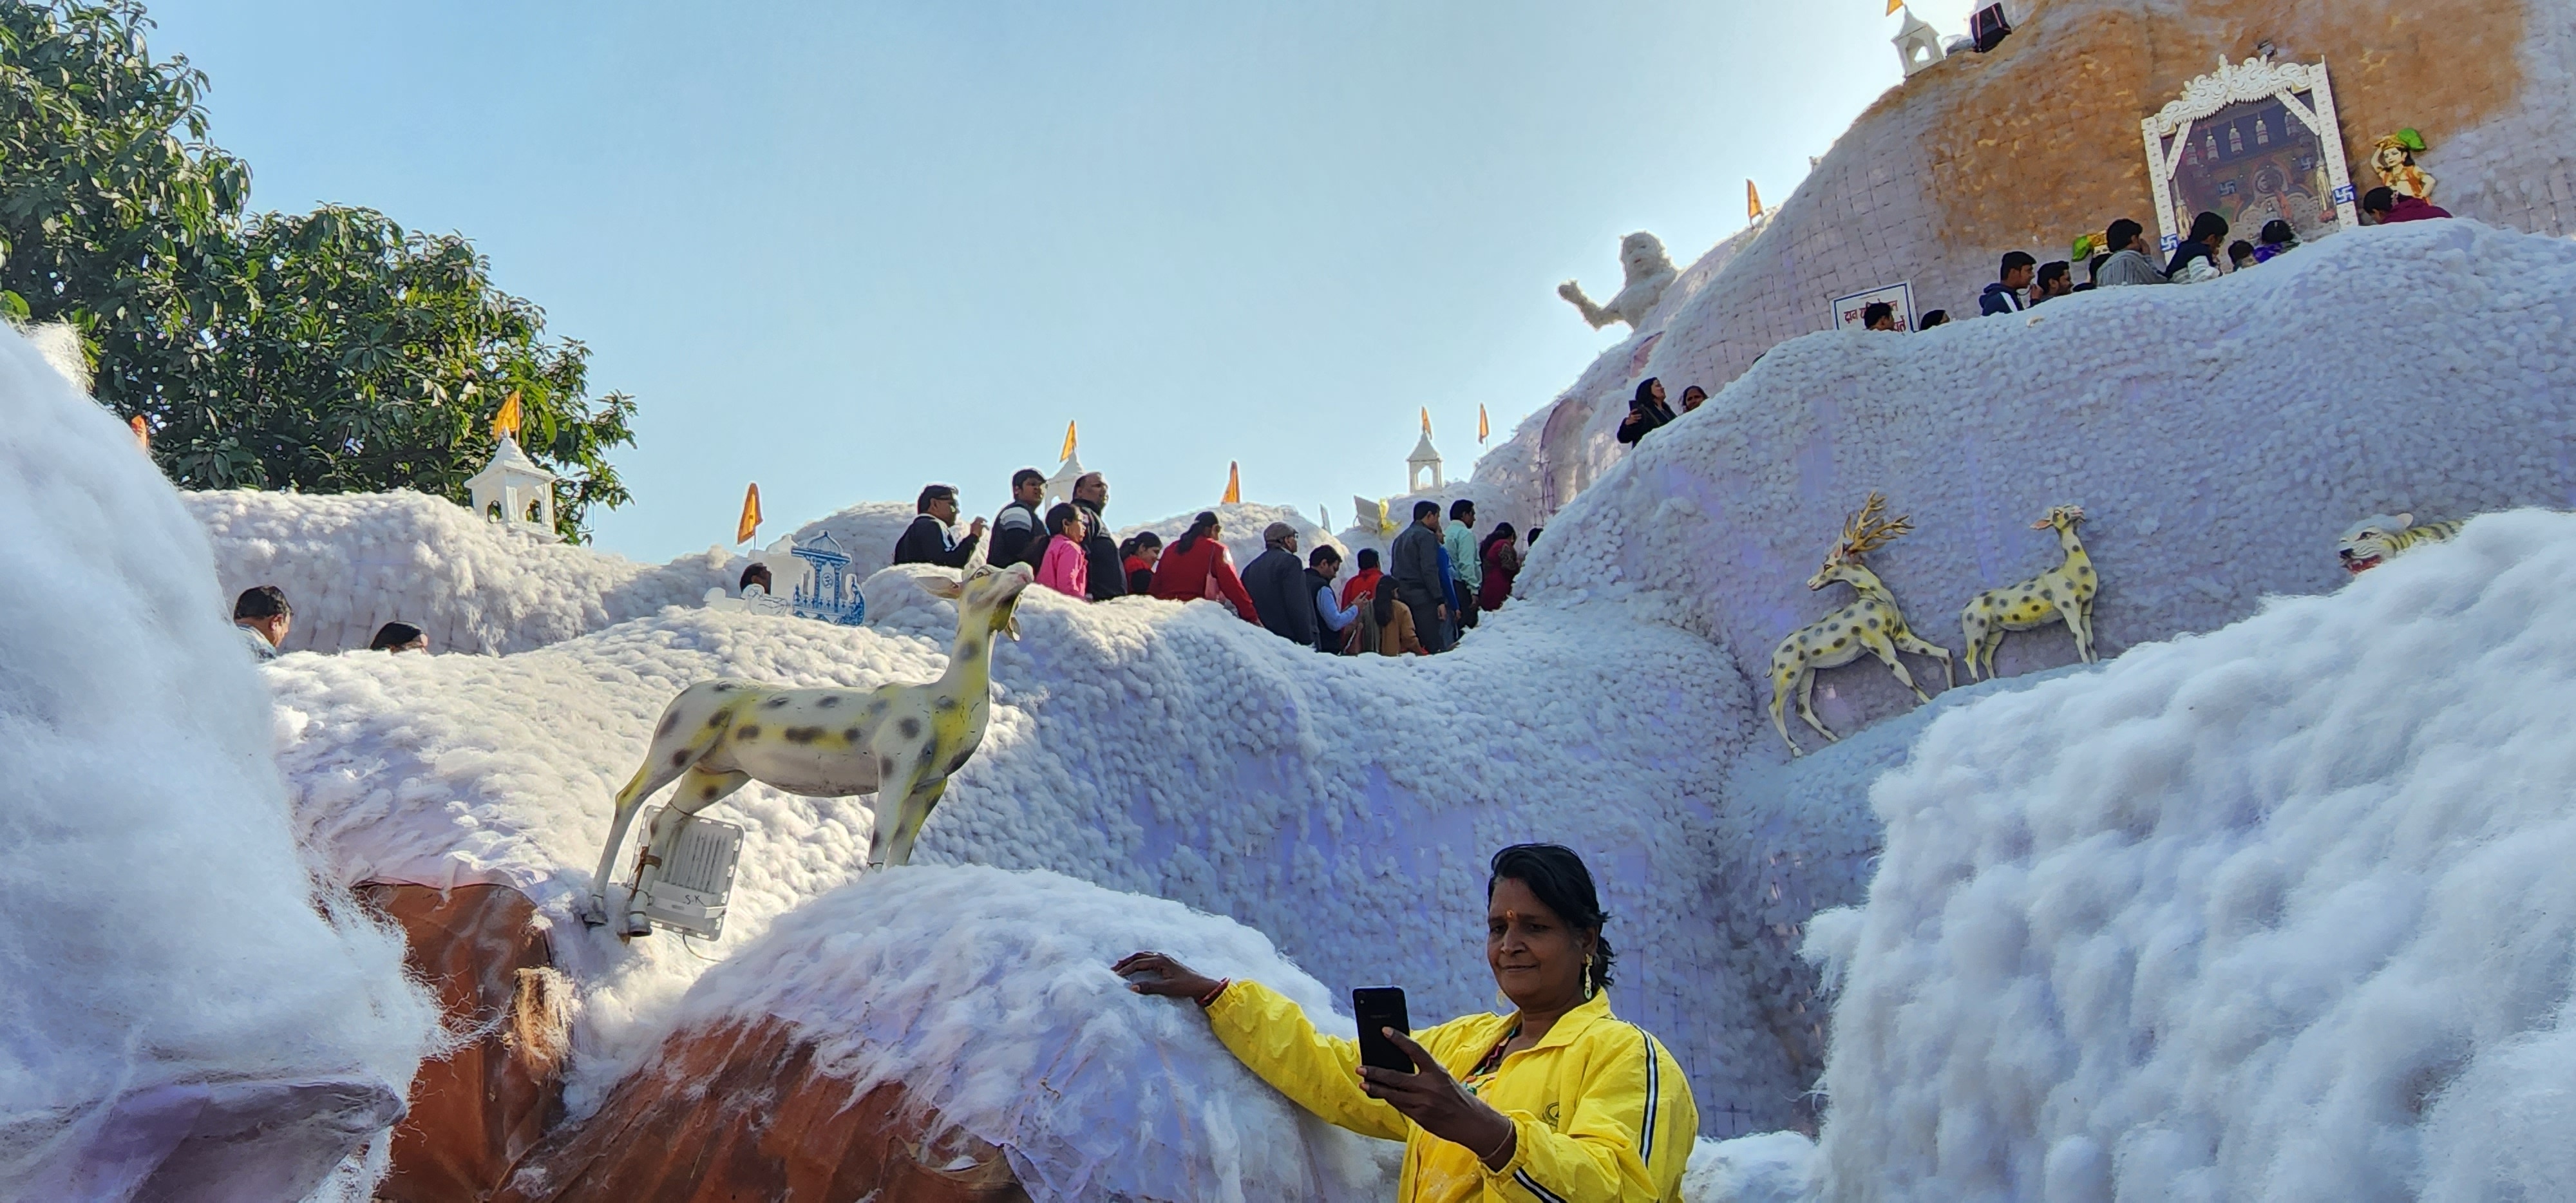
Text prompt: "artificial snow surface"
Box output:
[[1804, 509, 2576, 1200], [189, 488, 739, 655], [0, 328, 437, 1198], [665, 866, 1392, 1202]]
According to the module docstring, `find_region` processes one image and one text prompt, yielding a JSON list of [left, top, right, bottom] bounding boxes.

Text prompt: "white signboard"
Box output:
[[1831, 282, 1917, 332]]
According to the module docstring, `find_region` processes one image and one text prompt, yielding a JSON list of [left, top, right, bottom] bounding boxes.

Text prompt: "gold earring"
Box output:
[[1582, 954, 1596, 1001]]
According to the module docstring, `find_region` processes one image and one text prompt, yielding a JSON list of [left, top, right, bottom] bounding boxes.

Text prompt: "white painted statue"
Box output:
[[1557, 232, 1678, 331]]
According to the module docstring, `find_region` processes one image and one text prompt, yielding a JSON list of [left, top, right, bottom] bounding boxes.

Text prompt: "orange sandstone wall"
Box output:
[[1630, 0, 2570, 401]]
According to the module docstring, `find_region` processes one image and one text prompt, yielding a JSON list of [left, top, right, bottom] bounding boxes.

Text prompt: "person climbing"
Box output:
[[1148, 511, 1261, 624], [1242, 522, 1316, 646], [234, 585, 292, 660], [2165, 211, 2230, 283], [1114, 843, 1698, 1202], [1032, 503, 1091, 599], [1121, 532, 1162, 596], [2094, 219, 2170, 287], [1444, 500, 1480, 633], [892, 484, 986, 568], [2253, 220, 2300, 264], [1478, 523, 1521, 612], [366, 621, 428, 653], [990, 468, 1047, 566], [1615, 378, 1676, 446], [1340, 546, 1385, 611], [1981, 251, 2035, 315], [1071, 472, 1126, 600], [1308, 546, 1361, 653]]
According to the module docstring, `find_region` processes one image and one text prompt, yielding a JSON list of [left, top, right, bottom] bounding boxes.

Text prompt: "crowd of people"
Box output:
[[1956, 187, 2452, 317], [893, 468, 1533, 658]]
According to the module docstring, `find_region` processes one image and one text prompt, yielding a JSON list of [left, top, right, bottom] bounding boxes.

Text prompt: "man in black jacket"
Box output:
[[1070, 472, 1126, 600], [1389, 500, 1448, 652], [1240, 522, 1316, 647], [891, 484, 985, 567], [1306, 546, 1357, 653], [990, 468, 1046, 566]]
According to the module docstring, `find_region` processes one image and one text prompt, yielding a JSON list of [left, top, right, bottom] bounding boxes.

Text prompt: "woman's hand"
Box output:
[[1112, 951, 1222, 1003], [1358, 1028, 1518, 1171]]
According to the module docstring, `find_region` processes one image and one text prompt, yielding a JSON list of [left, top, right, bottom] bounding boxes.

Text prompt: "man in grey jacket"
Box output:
[[2093, 218, 2170, 287], [1390, 500, 1450, 652], [1240, 522, 1316, 647]]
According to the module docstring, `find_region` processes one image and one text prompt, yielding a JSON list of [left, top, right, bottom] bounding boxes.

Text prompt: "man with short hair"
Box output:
[[1981, 251, 2036, 316], [1070, 471, 1125, 600], [892, 484, 986, 567], [2029, 260, 2073, 305], [1240, 522, 1316, 646], [1389, 500, 1450, 652], [990, 468, 1047, 566], [2362, 185, 2452, 223], [1862, 302, 1899, 331], [1307, 546, 1360, 653], [2092, 219, 2170, 286], [234, 585, 292, 660], [1443, 500, 1481, 632]]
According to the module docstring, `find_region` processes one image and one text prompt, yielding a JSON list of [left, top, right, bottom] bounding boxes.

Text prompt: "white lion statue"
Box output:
[[1558, 232, 1678, 331]]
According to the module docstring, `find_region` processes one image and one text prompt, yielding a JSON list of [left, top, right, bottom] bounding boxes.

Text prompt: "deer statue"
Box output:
[[1959, 505, 2098, 680], [589, 558, 1036, 936], [1766, 493, 1953, 756]]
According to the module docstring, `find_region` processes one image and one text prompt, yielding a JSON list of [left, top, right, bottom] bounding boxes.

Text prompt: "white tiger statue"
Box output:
[[2336, 513, 2465, 574], [1557, 232, 1678, 331]]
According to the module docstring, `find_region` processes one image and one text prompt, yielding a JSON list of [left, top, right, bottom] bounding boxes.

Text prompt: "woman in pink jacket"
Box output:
[[1034, 503, 1091, 599]]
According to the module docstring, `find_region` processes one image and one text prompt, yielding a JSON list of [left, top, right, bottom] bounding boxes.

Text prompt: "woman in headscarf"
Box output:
[[1477, 523, 1520, 612], [1614, 378, 1676, 446], [1116, 844, 1698, 1202]]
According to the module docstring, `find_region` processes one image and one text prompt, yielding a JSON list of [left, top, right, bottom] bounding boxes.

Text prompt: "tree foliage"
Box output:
[[0, 1, 633, 539]]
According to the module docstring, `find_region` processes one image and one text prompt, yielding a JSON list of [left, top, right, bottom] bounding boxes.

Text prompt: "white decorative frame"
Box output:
[[2141, 56, 2360, 254]]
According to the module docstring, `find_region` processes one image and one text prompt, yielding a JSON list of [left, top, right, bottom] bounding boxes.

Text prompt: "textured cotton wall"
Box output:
[[1804, 509, 2576, 1200], [189, 489, 739, 655], [0, 329, 438, 1198]]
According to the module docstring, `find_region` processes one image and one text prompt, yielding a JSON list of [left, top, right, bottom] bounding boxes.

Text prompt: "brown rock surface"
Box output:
[[491, 1018, 1028, 1203], [357, 881, 570, 1203]]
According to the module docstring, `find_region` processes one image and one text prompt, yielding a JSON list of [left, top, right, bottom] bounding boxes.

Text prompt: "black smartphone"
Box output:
[[1352, 987, 1415, 1074]]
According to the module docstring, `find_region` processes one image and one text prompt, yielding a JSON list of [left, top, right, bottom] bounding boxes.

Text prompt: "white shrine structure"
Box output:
[[465, 433, 561, 542], [1407, 427, 1444, 493]]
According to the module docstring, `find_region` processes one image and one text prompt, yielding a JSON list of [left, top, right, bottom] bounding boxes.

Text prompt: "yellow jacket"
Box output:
[[1206, 980, 1697, 1202]]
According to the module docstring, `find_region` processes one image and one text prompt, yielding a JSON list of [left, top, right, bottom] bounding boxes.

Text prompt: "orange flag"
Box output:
[[1478, 404, 1490, 443], [1060, 421, 1077, 461], [491, 391, 523, 439], [128, 415, 150, 452], [1886, 0, 1903, 14], [1222, 462, 1241, 504], [1419, 407, 1432, 435], [1748, 180, 1763, 220], [737, 483, 762, 544]]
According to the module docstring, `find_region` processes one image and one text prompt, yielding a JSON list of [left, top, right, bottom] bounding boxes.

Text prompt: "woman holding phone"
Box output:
[[1113, 844, 1696, 1202]]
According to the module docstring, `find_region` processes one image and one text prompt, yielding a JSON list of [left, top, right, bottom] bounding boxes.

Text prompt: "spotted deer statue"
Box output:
[[589, 560, 1036, 936], [1766, 493, 1953, 756], [1960, 505, 2099, 680]]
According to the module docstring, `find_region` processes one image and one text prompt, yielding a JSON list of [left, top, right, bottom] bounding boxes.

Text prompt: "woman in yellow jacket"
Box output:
[[1115, 844, 1696, 1202]]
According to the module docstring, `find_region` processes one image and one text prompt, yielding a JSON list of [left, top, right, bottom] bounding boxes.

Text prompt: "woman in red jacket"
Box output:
[[1478, 524, 1521, 612], [1146, 512, 1260, 624]]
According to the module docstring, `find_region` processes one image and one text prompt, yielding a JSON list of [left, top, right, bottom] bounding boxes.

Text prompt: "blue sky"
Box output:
[[146, 1, 1979, 561]]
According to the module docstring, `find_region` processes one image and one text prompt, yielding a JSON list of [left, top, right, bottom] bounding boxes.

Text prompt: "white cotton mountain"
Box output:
[[0, 327, 439, 1200], [1800, 509, 2576, 1200], [667, 866, 1394, 1201], [189, 488, 739, 655]]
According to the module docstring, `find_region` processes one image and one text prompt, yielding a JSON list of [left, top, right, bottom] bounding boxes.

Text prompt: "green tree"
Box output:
[[0, 1, 633, 540]]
